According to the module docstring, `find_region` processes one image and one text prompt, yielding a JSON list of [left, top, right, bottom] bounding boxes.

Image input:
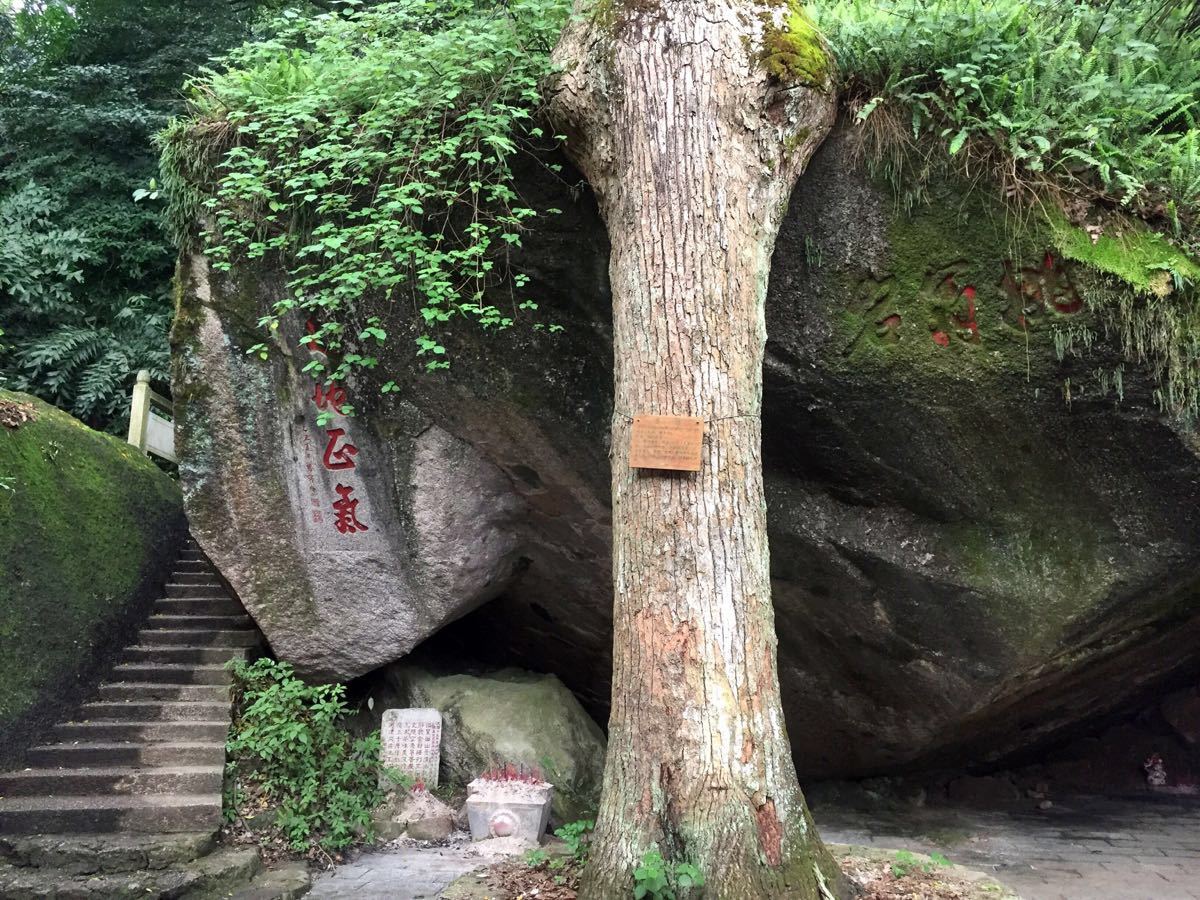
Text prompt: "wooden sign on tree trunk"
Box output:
[[629, 415, 704, 472]]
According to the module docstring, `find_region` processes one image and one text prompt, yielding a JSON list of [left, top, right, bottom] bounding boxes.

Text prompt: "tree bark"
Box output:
[[549, 1, 842, 897]]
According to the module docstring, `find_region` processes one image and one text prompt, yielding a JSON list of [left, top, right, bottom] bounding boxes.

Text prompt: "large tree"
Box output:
[[548, 1, 844, 896]]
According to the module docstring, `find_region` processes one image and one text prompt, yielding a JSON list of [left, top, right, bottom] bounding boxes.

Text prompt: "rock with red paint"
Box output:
[[174, 124, 1200, 779]]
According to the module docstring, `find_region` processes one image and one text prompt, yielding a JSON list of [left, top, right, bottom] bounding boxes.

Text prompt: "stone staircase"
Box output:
[[0, 538, 310, 897]]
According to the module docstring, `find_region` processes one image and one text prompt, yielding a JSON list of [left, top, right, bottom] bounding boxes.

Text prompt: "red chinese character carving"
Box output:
[[313, 382, 348, 412], [333, 484, 368, 534], [303, 318, 326, 354], [322, 428, 359, 470]]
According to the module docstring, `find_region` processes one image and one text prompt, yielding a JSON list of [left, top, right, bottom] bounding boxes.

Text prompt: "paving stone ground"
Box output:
[[308, 844, 490, 900], [816, 794, 1200, 900], [308, 795, 1200, 899]]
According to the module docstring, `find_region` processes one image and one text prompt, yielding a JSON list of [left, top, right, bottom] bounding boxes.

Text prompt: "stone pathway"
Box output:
[[308, 845, 491, 900], [310, 795, 1200, 899], [817, 794, 1200, 900]]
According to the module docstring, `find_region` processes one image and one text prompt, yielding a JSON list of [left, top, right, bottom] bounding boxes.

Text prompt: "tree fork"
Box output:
[[549, 1, 845, 896]]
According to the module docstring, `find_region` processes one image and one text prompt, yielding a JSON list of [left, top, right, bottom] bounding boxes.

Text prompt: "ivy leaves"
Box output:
[[163, 0, 571, 385]]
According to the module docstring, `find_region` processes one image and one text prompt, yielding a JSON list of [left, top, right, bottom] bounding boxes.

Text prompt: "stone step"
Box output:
[[166, 583, 231, 598], [123, 645, 248, 665], [0, 831, 216, 874], [52, 720, 229, 743], [172, 559, 216, 574], [233, 860, 312, 899], [155, 597, 244, 616], [0, 845, 259, 895], [178, 549, 207, 560], [0, 793, 223, 835], [98, 682, 231, 703], [112, 662, 233, 685], [148, 612, 253, 630], [138, 627, 258, 647], [78, 700, 232, 722], [0, 766, 223, 798], [25, 742, 225, 769], [171, 572, 224, 586]]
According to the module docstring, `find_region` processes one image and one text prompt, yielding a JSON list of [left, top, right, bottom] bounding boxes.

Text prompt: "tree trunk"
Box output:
[[549, 1, 842, 897]]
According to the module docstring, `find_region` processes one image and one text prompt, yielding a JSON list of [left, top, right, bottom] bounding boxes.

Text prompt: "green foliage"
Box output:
[[0, 179, 174, 426], [632, 849, 705, 900], [818, 0, 1200, 235], [225, 657, 385, 852], [523, 817, 592, 888], [760, 2, 830, 87], [817, 0, 1200, 424], [524, 847, 550, 867], [0, 0, 265, 430], [161, 0, 571, 384], [554, 817, 595, 863], [891, 848, 949, 877], [0, 181, 173, 423]]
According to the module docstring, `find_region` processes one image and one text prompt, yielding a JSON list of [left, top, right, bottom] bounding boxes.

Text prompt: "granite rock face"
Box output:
[[1162, 687, 1200, 747], [172, 125, 1200, 777], [171, 264, 527, 679]]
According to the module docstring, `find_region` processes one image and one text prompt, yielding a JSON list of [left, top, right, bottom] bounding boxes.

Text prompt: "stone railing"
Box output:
[[126, 370, 177, 463]]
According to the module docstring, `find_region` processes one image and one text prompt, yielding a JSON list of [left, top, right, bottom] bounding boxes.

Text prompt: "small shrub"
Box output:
[[891, 848, 950, 877], [524, 848, 550, 867], [554, 817, 595, 863], [225, 657, 385, 853], [633, 848, 705, 900]]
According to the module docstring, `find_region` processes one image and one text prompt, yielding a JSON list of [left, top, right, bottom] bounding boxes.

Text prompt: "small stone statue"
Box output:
[[1144, 753, 1167, 787]]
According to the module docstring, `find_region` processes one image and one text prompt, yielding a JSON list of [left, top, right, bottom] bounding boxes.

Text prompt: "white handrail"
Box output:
[[127, 370, 177, 463]]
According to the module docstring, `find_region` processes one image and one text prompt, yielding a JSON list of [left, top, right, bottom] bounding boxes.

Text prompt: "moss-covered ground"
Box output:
[[0, 391, 184, 759]]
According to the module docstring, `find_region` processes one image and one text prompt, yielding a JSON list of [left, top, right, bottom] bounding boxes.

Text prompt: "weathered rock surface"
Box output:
[[173, 124, 1200, 777], [377, 666, 605, 822], [1162, 687, 1200, 747], [372, 789, 456, 842], [0, 391, 185, 766]]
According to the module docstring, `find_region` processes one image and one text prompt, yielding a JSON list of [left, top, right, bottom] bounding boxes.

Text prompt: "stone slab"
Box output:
[[381, 708, 441, 788]]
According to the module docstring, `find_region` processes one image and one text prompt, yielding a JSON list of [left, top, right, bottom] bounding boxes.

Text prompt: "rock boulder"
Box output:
[[377, 666, 606, 823], [173, 125, 1200, 777]]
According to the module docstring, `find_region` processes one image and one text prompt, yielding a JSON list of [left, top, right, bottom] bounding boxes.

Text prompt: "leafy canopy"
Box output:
[[0, 0, 264, 430], [161, 0, 571, 384]]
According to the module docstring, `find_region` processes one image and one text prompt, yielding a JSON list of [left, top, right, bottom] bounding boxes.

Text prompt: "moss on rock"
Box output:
[[828, 177, 1069, 385], [1047, 212, 1200, 298], [760, 2, 832, 87], [0, 392, 184, 762]]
